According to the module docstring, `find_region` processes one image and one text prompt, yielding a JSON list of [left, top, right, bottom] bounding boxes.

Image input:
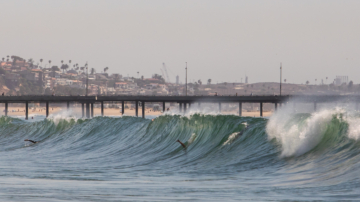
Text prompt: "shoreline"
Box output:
[[1, 106, 273, 118]]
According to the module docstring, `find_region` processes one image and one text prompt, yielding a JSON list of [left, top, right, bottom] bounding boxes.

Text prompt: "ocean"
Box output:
[[0, 105, 360, 201]]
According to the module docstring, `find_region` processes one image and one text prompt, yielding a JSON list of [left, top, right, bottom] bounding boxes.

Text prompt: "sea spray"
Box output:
[[266, 108, 344, 157]]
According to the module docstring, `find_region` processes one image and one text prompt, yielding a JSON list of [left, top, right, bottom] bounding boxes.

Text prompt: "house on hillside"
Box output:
[[49, 71, 61, 78], [96, 74, 108, 81], [115, 82, 128, 89], [45, 78, 56, 89]]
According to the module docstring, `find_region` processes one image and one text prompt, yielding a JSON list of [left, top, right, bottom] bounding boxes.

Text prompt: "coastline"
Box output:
[[1, 106, 272, 118]]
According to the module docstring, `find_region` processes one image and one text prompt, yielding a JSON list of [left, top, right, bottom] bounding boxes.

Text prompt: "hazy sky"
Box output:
[[0, 0, 359, 84]]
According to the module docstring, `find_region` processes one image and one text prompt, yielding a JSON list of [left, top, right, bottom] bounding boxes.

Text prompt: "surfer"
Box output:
[[176, 139, 186, 149], [24, 139, 38, 144]]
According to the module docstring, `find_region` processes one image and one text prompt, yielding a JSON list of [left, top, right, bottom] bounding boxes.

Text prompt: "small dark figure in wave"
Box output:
[[24, 139, 38, 144], [176, 139, 186, 149]]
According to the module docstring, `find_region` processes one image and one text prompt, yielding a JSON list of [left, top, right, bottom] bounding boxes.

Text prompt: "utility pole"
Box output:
[[280, 62, 282, 96], [86, 62, 88, 96], [185, 62, 187, 96]]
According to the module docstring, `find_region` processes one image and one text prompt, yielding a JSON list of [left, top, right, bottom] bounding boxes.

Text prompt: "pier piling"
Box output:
[[101, 101, 104, 116], [91, 103, 94, 118], [25, 101, 28, 120], [142, 101, 145, 118], [135, 101, 138, 117], [239, 102, 242, 116], [121, 101, 124, 115], [86, 103, 90, 118], [81, 103, 84, 117], [46, 101, 49, 117], [5, 102, 8, 116]]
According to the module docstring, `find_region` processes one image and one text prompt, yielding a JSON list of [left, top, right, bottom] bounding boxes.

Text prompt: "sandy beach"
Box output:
[[1, 105, 272, 118]]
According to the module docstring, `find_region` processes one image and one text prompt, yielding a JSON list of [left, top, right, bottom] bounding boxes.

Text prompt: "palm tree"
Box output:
[[40, 59, 43, 69], [91, 68, 95, 75], [104, 67, 109, 73], [64, 64, 69, 72], [2, 58, 4, 61], [284, 79, 287, 83], [80, 66, 85, 74], [207, 79, 211, 85], [61, 60, 63, 65], [61, 64, 66, 73], [49, 60, 52, 69], [306, 80, 309, 85], [69, 60, 71, 68]]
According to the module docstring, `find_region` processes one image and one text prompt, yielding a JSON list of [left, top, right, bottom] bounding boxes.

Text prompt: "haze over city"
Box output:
[[1, 0, 359, 84]]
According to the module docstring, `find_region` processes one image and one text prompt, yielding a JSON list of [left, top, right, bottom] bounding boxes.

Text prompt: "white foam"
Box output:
[[266, 107, 342, 157], [46, 109, 80, 125], [187, 133, 197, 144], [162, 103, 238, 117], [345, 115, 360, 141], [223, 132, 241, 146]]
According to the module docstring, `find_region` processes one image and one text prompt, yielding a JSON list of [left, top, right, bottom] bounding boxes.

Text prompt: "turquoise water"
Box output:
[[0, 110, 360, 201]]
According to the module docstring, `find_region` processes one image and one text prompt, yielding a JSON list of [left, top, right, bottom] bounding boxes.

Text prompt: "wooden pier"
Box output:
[[0, 95, 358, 119]]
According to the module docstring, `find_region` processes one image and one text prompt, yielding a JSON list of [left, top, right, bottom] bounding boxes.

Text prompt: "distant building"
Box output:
[[176, 75, 179, 84], [335, 76, 348, 86]]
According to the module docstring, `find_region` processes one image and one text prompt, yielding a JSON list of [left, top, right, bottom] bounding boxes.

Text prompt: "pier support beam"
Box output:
[[91, 103, 94, 118], [260, 102, 263, 117], [219, 102, 221, 113], [163, 102, 165, 112], [25, 101, 28, 120], [101, 101, 104, 116], [86, 103, 90, 118], [184, 103, 187, 113], [179, 103, 182, 112], [82, 103, 84, 117], [4, 102, 8, 116], [314, 102, 317, 112], [135, 101, 138, 117], [67, 101, 70, 110], [46, 101, 49, 118], [239, 102, 242, 116], [122, 101, 124, 115], [275, 103, 278, 111], [142, 102, 145, 118]]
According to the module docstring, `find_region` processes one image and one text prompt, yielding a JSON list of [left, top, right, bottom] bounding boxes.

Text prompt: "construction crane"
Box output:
[[162, 63, 171, 83], [160, 69, 166, 82]]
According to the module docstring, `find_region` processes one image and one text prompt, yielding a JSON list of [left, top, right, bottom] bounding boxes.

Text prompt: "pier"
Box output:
[[0, 95, 358, 119]]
